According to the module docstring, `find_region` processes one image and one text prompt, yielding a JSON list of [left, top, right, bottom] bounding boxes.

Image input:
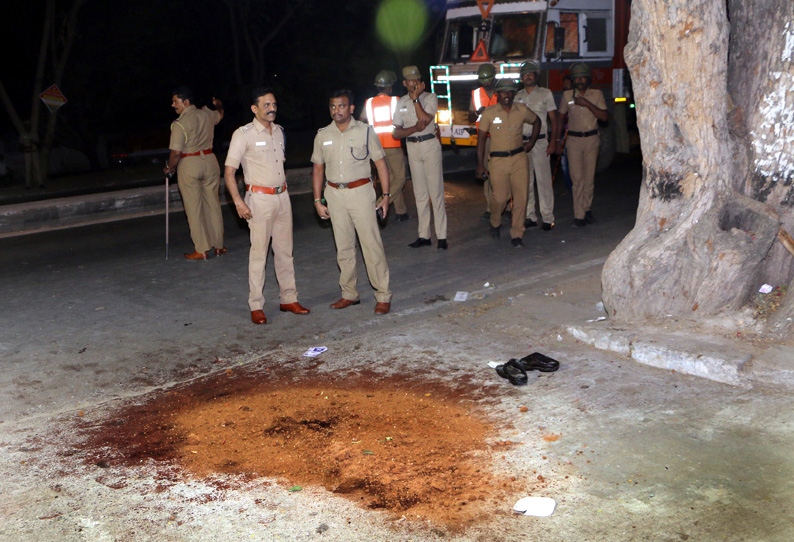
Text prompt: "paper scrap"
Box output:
[[454, 291, 469, 302], [303, 346, 328, 357], [759, 284, 774, 294], [487, 361, 501, 368], [513, 496, 557, 517]]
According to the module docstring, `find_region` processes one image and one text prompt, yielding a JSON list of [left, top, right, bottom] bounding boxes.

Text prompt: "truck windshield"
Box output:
[[442, 13, 541, 62]]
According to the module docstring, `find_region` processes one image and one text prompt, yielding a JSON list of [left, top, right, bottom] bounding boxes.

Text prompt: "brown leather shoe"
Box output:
[[184, 250, 208, 260], [374, 302, 390, 315], [279, 302, 310, 315], [330, 298, 360, 309], [215, 247, 228, 256], [251, 310, 267, 324]]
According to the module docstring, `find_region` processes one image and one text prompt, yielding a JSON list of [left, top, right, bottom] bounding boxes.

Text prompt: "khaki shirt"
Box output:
[[393, 92, 438, 137], [225, 118, 286, 188], [311, 118, 385, 183], [169, 105, 221, 154], [558, 88, 606, 133], [515, 86, 556, 136], [478, 103, 538, 152]]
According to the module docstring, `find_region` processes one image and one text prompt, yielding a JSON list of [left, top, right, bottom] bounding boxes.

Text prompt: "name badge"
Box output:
[[323, 140, 333, 146], [255, 141, 267, 146], [493, 117, 503, 124], [399, 107, 408, 112]]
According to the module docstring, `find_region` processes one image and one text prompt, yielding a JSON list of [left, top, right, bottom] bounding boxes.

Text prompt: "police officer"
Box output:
[[393, 66, 448, 250], [515, 60, 559, 231], [476, 79, 541, 247], [224, 88, 310, 325], [360, 70, 410, 221], [555, 63, 608, 227], [469, 63, 498, 219], [311, 89, 393, 315], [164, 87, 226, 260]]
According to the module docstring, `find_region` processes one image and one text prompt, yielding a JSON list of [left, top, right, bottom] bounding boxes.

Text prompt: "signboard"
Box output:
[[39, 84, 67, 113]]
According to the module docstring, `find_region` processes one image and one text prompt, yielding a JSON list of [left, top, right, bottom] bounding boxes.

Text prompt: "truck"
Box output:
[[431, 0, 633, 170]]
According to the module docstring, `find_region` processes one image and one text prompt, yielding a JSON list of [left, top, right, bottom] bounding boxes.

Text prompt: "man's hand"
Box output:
[[476, 164, 489, 180], [409, 82, 426, 100], [573, 96, 591, 108], [547, 140, 557, 156], [376, 195, 389, 219], [234, 199, 252, 220], [315, 201, 331, 220]]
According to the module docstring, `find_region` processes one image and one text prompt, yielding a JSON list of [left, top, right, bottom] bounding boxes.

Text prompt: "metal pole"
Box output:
[[165, 164, 173, 260]]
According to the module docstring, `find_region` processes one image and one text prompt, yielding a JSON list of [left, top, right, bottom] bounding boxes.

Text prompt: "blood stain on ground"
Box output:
[[79, 364, 524, 528]]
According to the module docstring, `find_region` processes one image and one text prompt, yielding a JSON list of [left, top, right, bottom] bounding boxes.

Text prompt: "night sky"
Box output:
[[1, 0, 447, 156]]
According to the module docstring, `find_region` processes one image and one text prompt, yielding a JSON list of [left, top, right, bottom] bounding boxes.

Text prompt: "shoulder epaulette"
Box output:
[[239, 122, 254, 133]]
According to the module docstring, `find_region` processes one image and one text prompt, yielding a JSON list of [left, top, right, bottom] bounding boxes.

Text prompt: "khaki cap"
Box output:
[[402, 66, 422, 80]]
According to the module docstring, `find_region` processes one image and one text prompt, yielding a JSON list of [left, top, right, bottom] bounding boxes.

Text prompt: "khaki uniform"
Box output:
[[393, 92, 448, 240], [225, 118, 299, 311], [361, 97, 409, 216], [558, 88, 605, 220], [311, 119, 392, 303], [169, 104, 224, 253], [479, 103, 538, 239], [515, 86, 556, 224]]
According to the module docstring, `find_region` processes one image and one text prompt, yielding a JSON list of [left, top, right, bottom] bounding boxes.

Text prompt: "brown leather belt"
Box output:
[[181, 148, 213, 157], [327, 178, 370, 189], [246, 183, 287, 195], [490, 147, 525, 158], [567, 130, 598, 137]]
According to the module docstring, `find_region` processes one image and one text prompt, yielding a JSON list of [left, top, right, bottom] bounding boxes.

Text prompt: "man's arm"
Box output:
[[393, 121, 429, 139], [476, 128, 488, 180], [572, 95, 608, 122], [312, 163, 330, 220], [373, 158, 390, 218], [547, 110, 559, 155], [212, 97, 224, 121], [164, 149, 182, 175], [523, 116, 542, 153], [224, 165, 251, 220]]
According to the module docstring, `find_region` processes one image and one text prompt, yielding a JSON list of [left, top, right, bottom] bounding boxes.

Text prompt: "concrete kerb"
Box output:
[[566, 323, 773, 387], [0, 148, 477, 238]]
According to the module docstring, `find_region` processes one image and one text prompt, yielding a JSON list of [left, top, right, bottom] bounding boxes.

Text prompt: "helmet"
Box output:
[[494, 78, 518, 92], [569, 62, 592, 78], [520, 61, 540, 76], [374, 70, 397, 87], [477, 63, 496, 84]]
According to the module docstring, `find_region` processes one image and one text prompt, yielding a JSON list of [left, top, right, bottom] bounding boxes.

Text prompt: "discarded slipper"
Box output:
[[517, 352, 560, 373], [495, 359, 529, 385]]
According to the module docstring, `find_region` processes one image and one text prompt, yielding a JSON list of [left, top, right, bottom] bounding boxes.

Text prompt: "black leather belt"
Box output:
[[523, 133, 546, 141], [406, 133, 435, 143], [567, 129, 598, 137], [490, 147, 525, 158]]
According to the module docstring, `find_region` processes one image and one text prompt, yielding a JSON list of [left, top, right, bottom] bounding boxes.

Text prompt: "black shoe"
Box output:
[[437, 239, 448, 250], [511, 238, 524, 248], [489, 226, 501, 239], [524, 218, 538, 228], [541, 222, 554, 231], [585, 210, 596, 224], [495, 359, 528, 385], [481, 211, 491, 220], [408, 237, 431, 248], [395, 213, 409, 222], [516, 352, 560, 373], [572, 219, 586, 228]]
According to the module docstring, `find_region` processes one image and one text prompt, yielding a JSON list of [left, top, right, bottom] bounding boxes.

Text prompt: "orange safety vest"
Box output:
[[471, 87, 498, 126], [365, 95, 401, 149]]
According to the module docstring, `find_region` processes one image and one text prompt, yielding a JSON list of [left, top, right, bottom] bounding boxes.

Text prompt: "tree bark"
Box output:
[[602, 0, 794, 338]]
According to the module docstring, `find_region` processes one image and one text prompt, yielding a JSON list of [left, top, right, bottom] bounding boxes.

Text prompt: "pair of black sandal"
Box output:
[[495, 352, 560, 386]]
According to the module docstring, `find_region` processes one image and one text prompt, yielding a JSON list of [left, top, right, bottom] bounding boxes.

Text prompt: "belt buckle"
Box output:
[[337, 182, 348, 189], [275, 184, 284, 194]]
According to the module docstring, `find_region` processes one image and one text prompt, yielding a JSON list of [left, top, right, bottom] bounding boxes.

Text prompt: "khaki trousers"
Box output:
[[384, 147, 408, 215], [489, 152, 528, 239], [566, 134, 600, 220], [324, 182, 392, 303], [177, 154, 224, 253], [406, 138, 447, 240], [245, 190, 298, 311], [525, 137, 555, 223]]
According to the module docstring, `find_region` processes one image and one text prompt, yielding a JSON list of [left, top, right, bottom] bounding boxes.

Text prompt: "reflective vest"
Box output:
[[365, 95, 400, 149], [472, 87, 498, 125]]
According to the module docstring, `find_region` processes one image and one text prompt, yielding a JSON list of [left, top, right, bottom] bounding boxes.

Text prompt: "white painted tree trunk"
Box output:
[[601, 0, 794, 338]]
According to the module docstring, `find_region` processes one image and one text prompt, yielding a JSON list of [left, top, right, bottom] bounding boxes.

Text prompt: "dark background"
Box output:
[[1, 0, 447, 166]]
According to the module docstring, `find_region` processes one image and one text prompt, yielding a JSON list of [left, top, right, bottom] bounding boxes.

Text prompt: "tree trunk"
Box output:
[[601, 0, 794, 338]]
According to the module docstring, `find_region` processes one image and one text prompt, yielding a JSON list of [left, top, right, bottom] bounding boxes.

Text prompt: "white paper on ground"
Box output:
[[487, 361, 501, 368], [454, 291, 468, 302], [303, 346, 328, 357], [759, 284, 774, 294], [513, 496, 556, 517]]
